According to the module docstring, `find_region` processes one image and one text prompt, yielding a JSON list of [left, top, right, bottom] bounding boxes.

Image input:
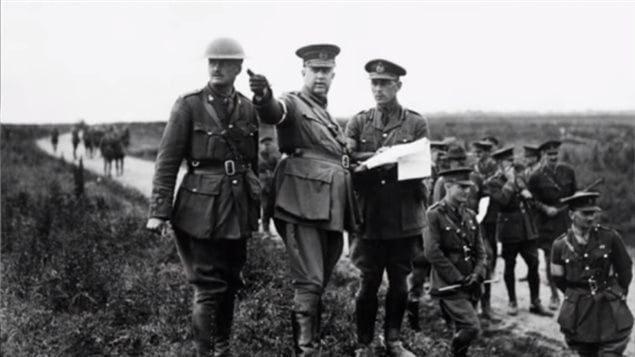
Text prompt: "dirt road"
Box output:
[[35, 133, 634, 356]]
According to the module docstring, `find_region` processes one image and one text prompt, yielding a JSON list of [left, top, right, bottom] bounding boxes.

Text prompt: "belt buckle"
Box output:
[[224, 160, 236, 176], [342, 155, 350, 169], [588, 277, 598, 295], [191, 160, 200, 168]]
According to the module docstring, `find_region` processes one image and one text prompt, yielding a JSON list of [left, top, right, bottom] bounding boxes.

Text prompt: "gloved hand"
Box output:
[[247, 69, 270, 98], [462, 273, 480, 287]]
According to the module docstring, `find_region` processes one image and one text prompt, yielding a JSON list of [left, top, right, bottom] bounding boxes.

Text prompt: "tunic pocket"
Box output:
[[275, 158, 334, 221], [172, 174, 224, 239], [557, 292, 579, 334]]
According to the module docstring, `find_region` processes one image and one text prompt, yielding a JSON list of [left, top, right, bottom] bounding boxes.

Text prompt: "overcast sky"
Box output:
[[2, 1, 634, 124]]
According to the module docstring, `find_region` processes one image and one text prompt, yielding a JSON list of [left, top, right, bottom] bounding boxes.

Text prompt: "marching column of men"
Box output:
[[146, 37, 633, 357]]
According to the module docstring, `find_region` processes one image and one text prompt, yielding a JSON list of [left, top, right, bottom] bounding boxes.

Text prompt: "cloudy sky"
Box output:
[[2, 1, 634, 124]]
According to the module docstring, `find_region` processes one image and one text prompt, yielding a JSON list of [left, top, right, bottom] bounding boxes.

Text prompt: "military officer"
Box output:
[[469, 140, 499, 321], [71, 126, 80, 159], [424, 168, 487, 357], [248, 44, 357, 356], [432, 144, 469, 204], [345, 59, 428, 357], [522, 145, 541, 178], [528, 139, 577, 310], [487, 147, 552, 317], [146, 38, 260, 357], [551, 191, 633, 357]]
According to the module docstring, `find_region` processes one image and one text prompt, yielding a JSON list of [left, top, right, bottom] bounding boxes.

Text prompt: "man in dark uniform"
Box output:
[[551, 191, 633, 357], [146, 38, 260, 357], [257, 135, 279, 237], [248, 44, 357, 356], [487, 147, 552, 317], [425, 168, 487, 357], [469, 140, 499, 320], [345, 59, 428, 357], [432, 144, 469, 204], [517, 144, 541, 283], [529, 139, 577, 310]]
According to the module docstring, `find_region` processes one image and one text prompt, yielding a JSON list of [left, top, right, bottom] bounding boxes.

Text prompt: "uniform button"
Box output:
[[382, 133, 388, 138], [228, 124, 234, 129], [565, 259, 570, 263], [603, 254, 608, 258], [207, 131, 213, 136], [585, 266, 590, 270], [232, 179, 238, 185], [583, 253, 588, 258], [192, 188, 198, 192], [380, 180, 386, 185]]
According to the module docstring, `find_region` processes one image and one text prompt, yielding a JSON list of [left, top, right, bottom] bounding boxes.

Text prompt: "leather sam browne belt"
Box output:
[[288, 148, 350, 169], [188, 159, 251, 176]]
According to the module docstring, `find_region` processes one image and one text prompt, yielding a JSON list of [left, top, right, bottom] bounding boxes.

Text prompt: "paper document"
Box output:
[[361, 137, 432, 181], [477, 197, 490, 223]]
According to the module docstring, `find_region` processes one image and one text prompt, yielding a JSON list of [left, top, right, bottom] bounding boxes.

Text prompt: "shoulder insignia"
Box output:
[[427, 201, 442, 212], [464, 207, 477, 217]]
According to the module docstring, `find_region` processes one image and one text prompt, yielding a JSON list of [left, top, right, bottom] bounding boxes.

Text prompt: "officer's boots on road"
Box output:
[[291, 309, 321, 357], [212, 294, 236, 357], [192, 295, 236, 357]]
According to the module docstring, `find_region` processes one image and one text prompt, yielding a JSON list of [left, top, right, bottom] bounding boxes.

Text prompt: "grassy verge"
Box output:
[[2, 125, 570, 356]]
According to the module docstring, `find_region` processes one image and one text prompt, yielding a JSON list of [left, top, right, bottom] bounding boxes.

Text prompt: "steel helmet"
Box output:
[[204, 37, 245, 60]]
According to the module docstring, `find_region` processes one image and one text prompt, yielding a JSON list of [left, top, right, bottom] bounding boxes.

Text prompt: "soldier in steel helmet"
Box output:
[[146, 37, 260, 357], [424, 168, 487, 357], [248, 44, 357, 356], [345, 59, 428, 357], [551, 191, 633, 356]]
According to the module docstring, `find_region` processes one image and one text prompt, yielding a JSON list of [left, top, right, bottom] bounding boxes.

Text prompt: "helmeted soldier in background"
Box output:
[[551, 191, 633, 357], [487, 147, 552, 317], [424, 168, 487, 357], [529, 139, 577, 310], [146, 37, 260, 357], [51, 127, 59, 153], [346, 59, 428, 357], [248, 44, 358, 356]]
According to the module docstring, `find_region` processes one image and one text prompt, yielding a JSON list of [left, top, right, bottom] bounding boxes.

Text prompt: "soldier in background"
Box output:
[[249, 44, 357, 356], [522, 145, 541, 178], [83, 128, 94, 158], [487, 147, 552, 317], [99, 126, 117, 177], [346, 59, 428, 357], [51, 127, 59, 153], [71, 126, 80, 159], [257, 136, 279, 238], [551, 191, 633, 357], [529, 140, 577, 310], [469, 140, 499, 321], [146, 38, 260, 356], [425, 168, 487, 357]]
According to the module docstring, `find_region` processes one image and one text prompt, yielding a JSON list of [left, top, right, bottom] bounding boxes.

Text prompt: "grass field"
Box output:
[[1, 124, 572, 356]]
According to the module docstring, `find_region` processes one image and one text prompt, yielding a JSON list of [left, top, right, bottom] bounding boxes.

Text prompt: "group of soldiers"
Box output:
[[146, 37, 633, 357], [52, 125, 130, 177]]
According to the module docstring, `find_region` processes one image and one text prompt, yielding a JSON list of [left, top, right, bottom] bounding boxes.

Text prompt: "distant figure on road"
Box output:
[[146, 37, 260, 357], [83, 128, 94, 159], [99, 126, 118, 177], [551, 191, 633, 357], [51, 128, 59, 153], [71, 126, 80, 160]]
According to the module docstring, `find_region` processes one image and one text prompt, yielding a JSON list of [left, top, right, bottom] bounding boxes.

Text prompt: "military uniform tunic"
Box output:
[[528, 163, 577, 243], [346, 103, 429, 239], [552, 226, 633, 347], [149, 84, 261, 240]]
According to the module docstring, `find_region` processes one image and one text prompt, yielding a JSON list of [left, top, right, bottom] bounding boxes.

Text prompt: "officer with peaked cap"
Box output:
[[248, 44, 358, 356], [469, 139, 501, 321], [528, 139, 577, 311], [345, 58, 428, 357], [146, 37, 260, 356], [487, 147, 552, 317], [522, 145, 541, 178], [424, 168, 487, 357], [551, 191, 633, 356]]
